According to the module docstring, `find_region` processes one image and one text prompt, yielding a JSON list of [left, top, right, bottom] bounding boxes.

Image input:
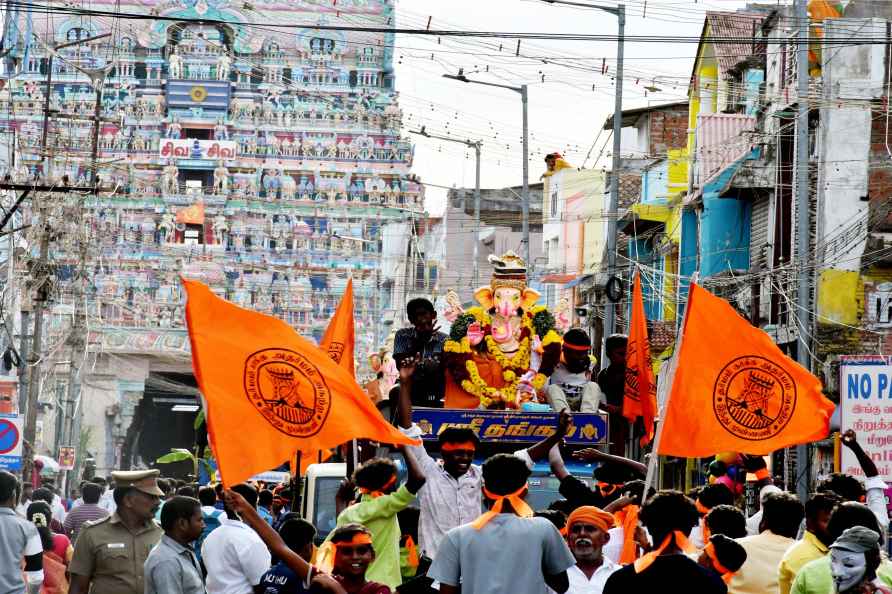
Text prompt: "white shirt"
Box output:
[[50, 495, 66, 524], [865, 475, 889, 538], [550, 560, 621, 594], [202, 506, 228, 520], [602, 527, 624, 564], [399, 423, 535, 560], [202, 519, 271, 594], [98, 490, 116, 514]]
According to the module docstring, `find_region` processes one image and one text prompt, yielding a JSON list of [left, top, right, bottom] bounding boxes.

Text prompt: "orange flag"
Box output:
[[657, 282, 834, 457], [320, 278, 355, 376], [623, 271, 657, 445], [183, 279, 418, 486]]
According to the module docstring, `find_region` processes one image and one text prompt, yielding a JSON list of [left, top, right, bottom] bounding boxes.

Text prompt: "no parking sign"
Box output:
[[0, 414, 23, 471]]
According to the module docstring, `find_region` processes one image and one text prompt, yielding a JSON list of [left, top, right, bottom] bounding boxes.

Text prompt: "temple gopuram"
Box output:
[[0, 0, 421, 473]]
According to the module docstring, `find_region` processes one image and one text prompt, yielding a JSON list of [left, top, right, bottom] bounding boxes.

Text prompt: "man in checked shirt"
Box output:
[[396, 359, 571, 561]]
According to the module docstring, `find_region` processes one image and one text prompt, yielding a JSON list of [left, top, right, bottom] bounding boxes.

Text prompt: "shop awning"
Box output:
[[539, 273, 576, 284], [563, 274, 593, 289]]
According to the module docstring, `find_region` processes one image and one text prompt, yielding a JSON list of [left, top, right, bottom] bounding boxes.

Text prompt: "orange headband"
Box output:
[[704, 542, 736, 584], [598, 482, 620, 497], [695, 500, 711, 516], [562, 341, 591, 352], [333, 533, 374, 548], [566, 506, 615, 534], [633, 531, 695, 574], [472, 484, 533, 530], [440, 441, 477, 452], [360, 474, 397, 498]]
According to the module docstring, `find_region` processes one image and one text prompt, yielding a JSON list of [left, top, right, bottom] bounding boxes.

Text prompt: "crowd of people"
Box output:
[[0, 298, 889, 593]]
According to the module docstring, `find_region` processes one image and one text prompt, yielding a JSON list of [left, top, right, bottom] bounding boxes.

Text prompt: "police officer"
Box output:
[[69, 469, 164, 594]]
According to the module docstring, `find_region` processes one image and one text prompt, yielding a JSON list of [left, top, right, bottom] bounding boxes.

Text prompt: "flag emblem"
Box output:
[[713, 356, 797, 441], [326, 341, 346, 363], [244, 348, 332, 437]]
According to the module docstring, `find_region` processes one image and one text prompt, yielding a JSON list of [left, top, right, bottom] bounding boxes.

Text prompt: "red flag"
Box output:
[[320, 278, 355, 376], [183, 279, 418, 486], [623, 270, 658, 445]]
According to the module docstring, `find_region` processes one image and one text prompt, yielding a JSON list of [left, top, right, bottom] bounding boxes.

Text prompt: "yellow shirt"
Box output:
[[778, 532, 829, 594], [728, 531, 796, 594]]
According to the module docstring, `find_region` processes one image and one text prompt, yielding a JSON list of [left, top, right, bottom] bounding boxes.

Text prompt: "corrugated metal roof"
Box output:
[[705, 11, 766, 75], [696, 113, 756, 186]]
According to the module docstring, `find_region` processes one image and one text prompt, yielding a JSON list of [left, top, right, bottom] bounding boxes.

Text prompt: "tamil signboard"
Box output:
[[159, 139, 237, 161], [839, 356, 892, 482], [0, 413, 23, 471], [411, 408, 608, 445]]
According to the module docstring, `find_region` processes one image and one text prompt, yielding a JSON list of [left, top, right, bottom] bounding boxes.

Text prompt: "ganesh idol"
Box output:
[[443, 252, 562, 409]]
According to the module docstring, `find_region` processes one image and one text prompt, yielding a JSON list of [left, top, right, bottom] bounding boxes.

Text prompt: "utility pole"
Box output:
[[794, 0, 811, 502], [409, 128, 482, 288], [520, 85, 530, 271], [603, 4, 626, 342]]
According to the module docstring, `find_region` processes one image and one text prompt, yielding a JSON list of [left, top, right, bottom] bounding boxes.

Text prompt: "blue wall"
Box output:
[[699, 191, 751, 278], [641, 161, 669, 205]]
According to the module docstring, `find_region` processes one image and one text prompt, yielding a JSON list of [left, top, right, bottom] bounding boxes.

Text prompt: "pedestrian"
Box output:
[[144, 495, 206, 594], [398, 379, 571, 559], [328, 524, 393, 594], [828, 526, 890, 594], [63, 482, 109, 542], [27, 501, 73, 564], [68, 469, 164, 594], [325, 447, 425, 590], [602, 490, 727, 594], [704, 505, 748, 540], [16, 481, 33, 517], [92, 476, 117, 515], [428, 453, 576, 594], [257, 518, 317, 594], [791, 502, 892, 594], [155, 478, 174, 521], [545, 328, 604, 413], [201, 482, 271, 594], [558, 506, 621, 593], [690, 484, 735, 549], [392, 298, 447, 408], [596, 334, 628, 456], [258, 489, 275, 525], [698, 534, 747, 585], [222, 488, 356, 593], [549, 446, 644, 511], [601, 480, 653, 565], [26, 500, 69, 593], [31, 488, 66, 534], [827, 431, 889, 537], [744, 484, 782, 536], [0, 470, 44, 594], [728, 491, 804, 594], [195, 485, 227, 566], [779, 492, 843, 594]]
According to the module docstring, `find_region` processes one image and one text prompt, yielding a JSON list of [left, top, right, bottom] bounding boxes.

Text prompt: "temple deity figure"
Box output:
[[213, 161, 229, 195], [217, 53, 232, 81], [168, 48, 183, 79], [158, 212, 175, 243], [166, 118, 182, 139], [213, 214, 229, 245], [162, 161, 179, 195], [213, 120, 228, 140]]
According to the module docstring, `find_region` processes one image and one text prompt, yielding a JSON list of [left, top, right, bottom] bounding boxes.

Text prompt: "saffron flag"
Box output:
[[657, 282, 834, 457], [623, 271, 657, 445], [320, 278, 355, 376], [183, 279, 418, 486]]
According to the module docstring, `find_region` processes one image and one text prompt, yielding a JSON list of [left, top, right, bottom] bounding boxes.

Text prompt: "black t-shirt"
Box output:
[[597, 364, 625, 407], [603, 555, 727, 594], [257, 562, 312, 594]]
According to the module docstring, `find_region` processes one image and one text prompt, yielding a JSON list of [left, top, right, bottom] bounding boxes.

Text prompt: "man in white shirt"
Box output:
[[557, 506, 620, 594], [201, 483, 271, 594]]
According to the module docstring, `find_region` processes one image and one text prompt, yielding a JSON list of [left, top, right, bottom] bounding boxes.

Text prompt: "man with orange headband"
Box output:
[[602, 490, 727, 594], [329, 450, 425, 590], [429, 454, 576, 594], [545, 329, 604, 413], [558, 506, 620, 593], [698, 534, 747, 586], [397, 367, 571, 560]]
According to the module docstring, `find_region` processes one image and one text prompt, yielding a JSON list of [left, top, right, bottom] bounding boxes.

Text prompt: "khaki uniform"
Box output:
[[69, 513, 162, 593]]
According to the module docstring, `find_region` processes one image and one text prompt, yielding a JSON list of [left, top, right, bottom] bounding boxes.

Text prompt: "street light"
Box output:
[[541, 0, 625, 345], [443, 73, 530, 274], [410, 127, 483, 288]]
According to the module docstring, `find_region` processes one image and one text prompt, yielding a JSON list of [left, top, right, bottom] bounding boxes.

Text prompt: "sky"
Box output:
[[393, 0, 750, 215]]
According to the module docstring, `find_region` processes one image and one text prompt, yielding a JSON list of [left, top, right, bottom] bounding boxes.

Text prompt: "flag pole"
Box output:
[[642, 272, 698, 502]]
